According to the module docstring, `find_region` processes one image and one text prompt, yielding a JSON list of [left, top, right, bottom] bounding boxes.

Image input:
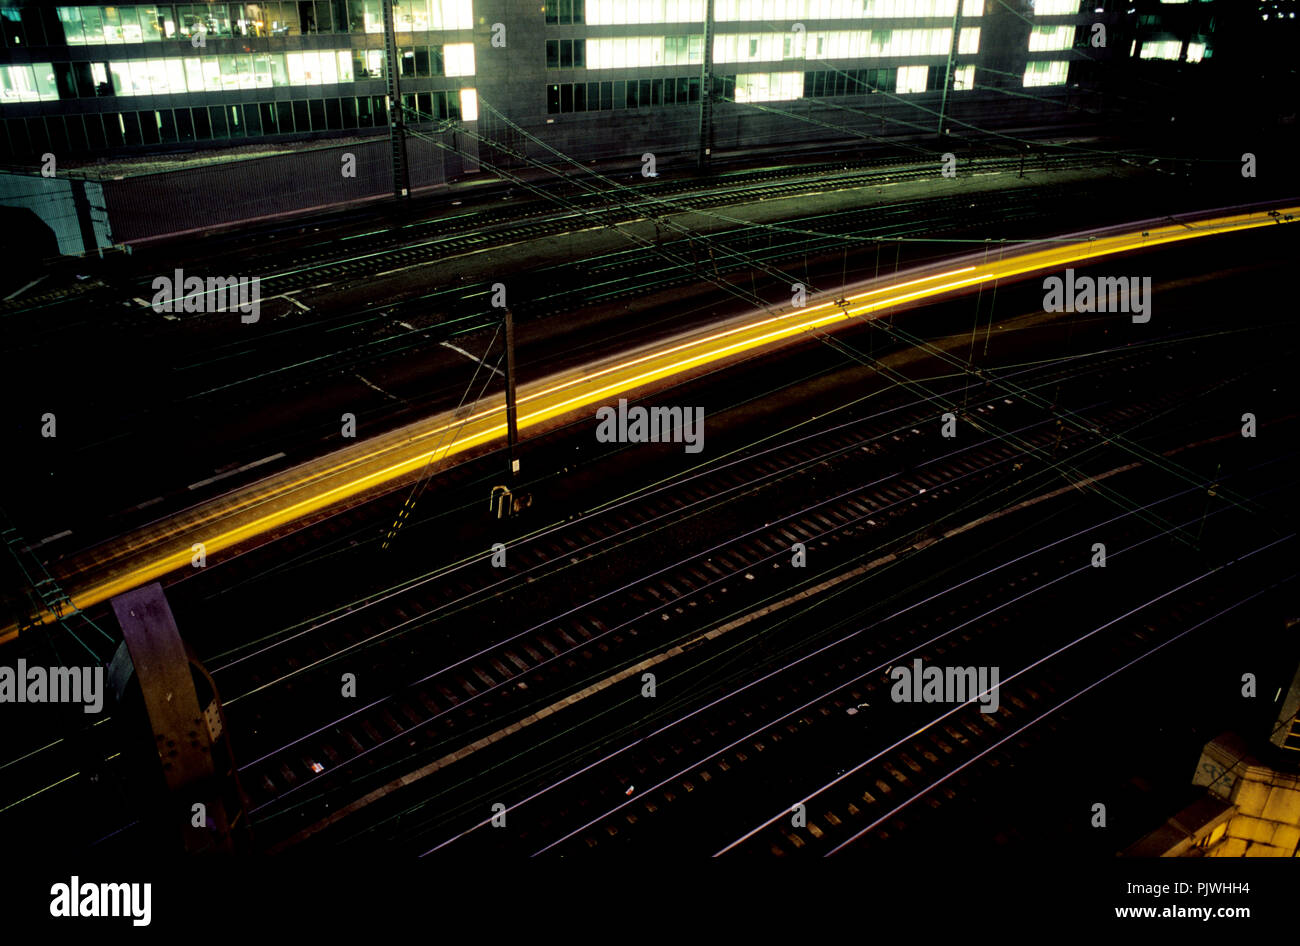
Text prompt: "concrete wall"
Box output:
[[0, 170, 113, 256]]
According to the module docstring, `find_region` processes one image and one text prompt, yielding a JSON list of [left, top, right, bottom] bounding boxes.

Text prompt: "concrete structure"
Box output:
[[0, 0, 1160, 167]]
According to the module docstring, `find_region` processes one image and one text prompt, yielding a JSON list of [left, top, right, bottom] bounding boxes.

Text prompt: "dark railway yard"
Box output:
[[1, 149, 1296, 869]]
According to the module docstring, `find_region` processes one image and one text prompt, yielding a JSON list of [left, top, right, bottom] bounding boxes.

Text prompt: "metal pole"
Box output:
[[505, 307, 519, 478], [381, 0, 408, 198], [936, 2, 963, 137], [697, 0, 715, 170]]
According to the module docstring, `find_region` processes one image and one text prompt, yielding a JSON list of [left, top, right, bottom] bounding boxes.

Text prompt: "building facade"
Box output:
[[0, 2, 1221, 167]]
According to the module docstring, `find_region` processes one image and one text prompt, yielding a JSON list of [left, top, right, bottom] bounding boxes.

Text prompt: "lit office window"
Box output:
[[733, 71, 803, 102], [1023, 59, 1068, 86], [720, 29, 954, 62], [952, 63, 974, 89], [586, 35, 703, 68], [587, 0, 706, 23], [0, 64, 60, 102], [444, 42, 475, 76], [49, 49, 385, 98], [713, 0, 985, 19], [460, 87, 478, 120], [1028, 26, 1073, 51], [1028, 0, 1078, 14], [1139, 40, 1183, 61], [1186, 41, 1205, 63], [958, 27, 979, 54], [896, 64, 927, 93]]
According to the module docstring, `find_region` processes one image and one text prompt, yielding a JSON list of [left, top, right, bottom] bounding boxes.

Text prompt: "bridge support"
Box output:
[[110, 583, 249, 853]]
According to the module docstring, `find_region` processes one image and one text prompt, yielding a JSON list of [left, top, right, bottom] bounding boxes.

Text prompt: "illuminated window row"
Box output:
[[0, 96, 392, 157], [731, 70, 803, 102], [545, 75, 702, 112], [46, 1, 470, 44], [1027, 0, 1078, 14], [1140, 40, 1179, 60], [1023, 59, 1068, 86], [1137, 39, 1208, 62], [714, 0, 983, 20], [1028, 25, 1073, 50], [586, 0, 705, 24], [716, 28, 965, 62], [575, 0, 986, 23], [584, 34, 704, 68], [0, 49, 391, 102]]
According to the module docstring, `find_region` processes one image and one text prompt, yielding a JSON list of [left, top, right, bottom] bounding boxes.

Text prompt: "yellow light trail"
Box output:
[[5, 205, 1295, 644]]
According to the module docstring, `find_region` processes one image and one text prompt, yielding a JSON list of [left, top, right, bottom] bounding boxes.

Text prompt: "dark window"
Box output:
[[106, 113, 126, 148], [560, 40, 572, 69], [651, 78, 662, 105], [46, 116, 70, 154], [573, 0, 584, 24], [2, 9, 25, 47], [325, 97, 342, 129], [8, 119, 32, 156], [208, 105, 228, 138], [65, 115, 89, 153], [27, 118, 51, 154], [176, 108, 195, 142], [546, 40, 558, 69], [85, 114, 107, 151], [53, 63, 77, 100], [341, 96, 357, 128], [138, 110, 160, 145], [158, 109, 177, 143], [346, 0, 364, 33], [317, 0, 336, 32], [415, 47, 430, 77], [226, 104, 243, 138], [276, 100, 295, 132], [558, 0, 572, 23], [20, 6, 45, 45], [545, 3, 557, 25], [260, 102, 278, 134], [572, 83, 585, 111], [587, 81, 599, 107], [416, 91, 431, 117], [432, 45, 444, 75], [613, 80, 626, 109], [309, 97, 326, 129], [293, 99, 310, 130], [72, 62, 95, 99], [372, 94, 387, 124], [193, 107, 212, 139], [573, 40, 584, 68], [242, 103, 261, 136], [401, 48, 416, 77], [357, 95, 374, 127], [624, 79, 636, 108], [546, 83, 559, 113], [639, 79, 651, 106], [560, 83, 572, 112], [600, 80, 612, 110]]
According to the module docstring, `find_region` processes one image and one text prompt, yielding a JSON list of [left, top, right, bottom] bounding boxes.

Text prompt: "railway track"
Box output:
[[392, 447, 1295, 856], [209, 336, 1265, 845]]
